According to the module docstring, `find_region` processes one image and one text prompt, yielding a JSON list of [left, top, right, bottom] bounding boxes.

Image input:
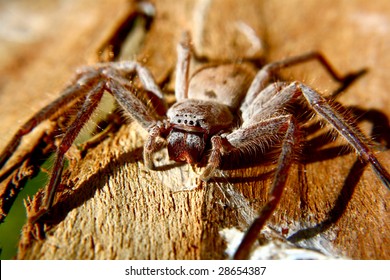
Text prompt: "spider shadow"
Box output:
[[287, 158, 367, 244], [38, 146, 145, 228], [285, 106, 390, 244], [302, 105, 390, 164]]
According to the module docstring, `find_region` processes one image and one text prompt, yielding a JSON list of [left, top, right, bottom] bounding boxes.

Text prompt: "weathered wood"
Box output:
[[0, 0, 388, 259]]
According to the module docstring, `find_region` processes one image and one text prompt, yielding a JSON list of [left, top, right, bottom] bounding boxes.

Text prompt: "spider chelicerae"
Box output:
[[0, 33, 389, 259]]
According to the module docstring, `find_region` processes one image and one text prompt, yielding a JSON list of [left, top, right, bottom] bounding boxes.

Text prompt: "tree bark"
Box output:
[[0, 0, 388, 259]]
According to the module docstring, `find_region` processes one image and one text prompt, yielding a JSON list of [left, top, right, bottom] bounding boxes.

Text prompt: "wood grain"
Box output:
[[0, 0, 388, 259]]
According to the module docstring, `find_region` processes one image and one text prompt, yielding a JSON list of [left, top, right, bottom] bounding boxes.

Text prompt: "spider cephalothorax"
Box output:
[[0, 33, 389, 259]]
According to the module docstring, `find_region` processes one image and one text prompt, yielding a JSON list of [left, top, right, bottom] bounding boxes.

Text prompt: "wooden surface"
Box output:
[[0, 0, 389, 259]]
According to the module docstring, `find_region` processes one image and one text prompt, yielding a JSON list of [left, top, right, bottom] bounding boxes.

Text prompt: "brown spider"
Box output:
[[0, 33, 389, 259]]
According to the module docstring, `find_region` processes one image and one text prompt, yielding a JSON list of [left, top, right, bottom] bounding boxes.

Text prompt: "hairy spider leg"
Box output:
[[201, 114, 295, 181], [24, 63, 166, 223], [175, 32, 191, 101], [233, 81, 390, 258], [104, 70, 160, 129], [104, 71, 169, 170], [0, 71, 97, 172], [201, 82, 302, 258], [241, 51, 389, 188], [32, 81, 106, 223], [200, 82, 296, 180], [296, 83, 390, 189], [103, 60, 166, 105], [0, 61, 166, 177], [234, 117, 299, 259], [104, 61, 172, 170], [241, 51, 366, 118]]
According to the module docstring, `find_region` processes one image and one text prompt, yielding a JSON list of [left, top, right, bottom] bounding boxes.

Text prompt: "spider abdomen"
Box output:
[[188, 64, 256, 110]]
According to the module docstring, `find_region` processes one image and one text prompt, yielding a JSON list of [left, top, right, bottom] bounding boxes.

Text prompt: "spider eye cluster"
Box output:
[[172, 113, 204, 127]]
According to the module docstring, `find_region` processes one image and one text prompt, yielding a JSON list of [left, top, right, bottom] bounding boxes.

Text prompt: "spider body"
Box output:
[[164, 63, 255, 164], [0, 33, 389, 259]]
